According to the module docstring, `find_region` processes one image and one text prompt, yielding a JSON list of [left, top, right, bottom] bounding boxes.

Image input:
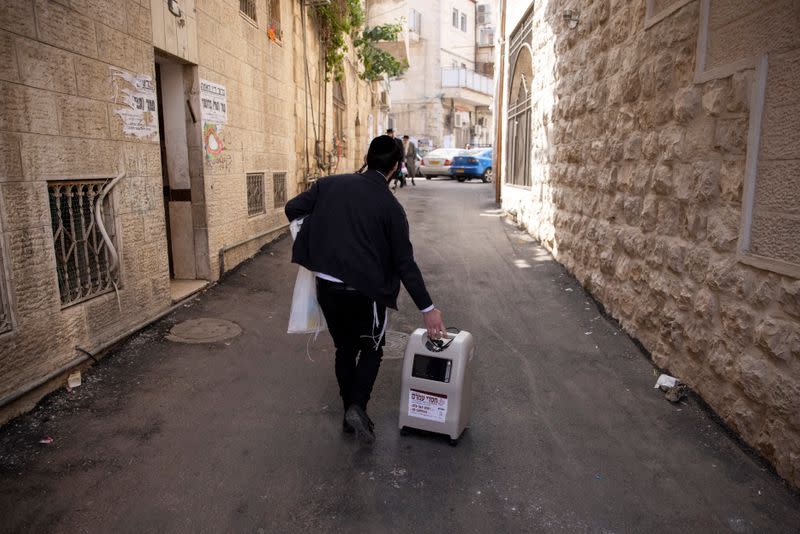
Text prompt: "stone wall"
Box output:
[[500, 0, 800, 486], [0, 0, 171, 411], [195, 0, 296, 278], [0, 0, 385, 422], [290, 4, 382, 181]]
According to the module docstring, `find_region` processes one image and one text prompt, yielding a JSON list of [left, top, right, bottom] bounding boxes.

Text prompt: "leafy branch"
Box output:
[[313, 2, 408, 81], [313, 0, 364, 81], [355, 22, 409, 81]]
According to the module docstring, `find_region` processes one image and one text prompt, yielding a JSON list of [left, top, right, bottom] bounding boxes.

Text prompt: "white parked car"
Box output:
[[419, 148, 466, 178]]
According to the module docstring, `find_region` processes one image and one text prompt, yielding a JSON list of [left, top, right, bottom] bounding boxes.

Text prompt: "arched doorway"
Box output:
[[506, 45, 532, 188]]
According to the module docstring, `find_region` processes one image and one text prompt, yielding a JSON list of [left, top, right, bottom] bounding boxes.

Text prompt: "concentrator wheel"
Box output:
[[400, 426, 410, 436], [448, 438, 459, 446]]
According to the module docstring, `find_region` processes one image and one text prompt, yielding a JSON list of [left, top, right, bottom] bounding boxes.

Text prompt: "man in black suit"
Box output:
[[402, 135, 418, 186], [285, 135, 446, 445], [386, 128, 406, 188]]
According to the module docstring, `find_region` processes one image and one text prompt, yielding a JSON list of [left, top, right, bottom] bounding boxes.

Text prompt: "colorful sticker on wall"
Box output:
[[199, 79, 228, 125], [110, 67, 158, 139], [203, 123, 225, 160]]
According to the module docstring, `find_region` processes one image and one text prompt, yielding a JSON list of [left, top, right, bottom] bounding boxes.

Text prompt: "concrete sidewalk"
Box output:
[[1, 179, 798, 533]]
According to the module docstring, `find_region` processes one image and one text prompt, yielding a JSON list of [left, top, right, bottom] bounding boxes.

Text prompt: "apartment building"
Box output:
[[369, 0, 496, 151]]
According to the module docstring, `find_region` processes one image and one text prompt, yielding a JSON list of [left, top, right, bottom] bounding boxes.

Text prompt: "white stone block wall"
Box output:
[[0, 0, 171, 418], [500, 0, 800, 486], [0, 0, 387, 422]]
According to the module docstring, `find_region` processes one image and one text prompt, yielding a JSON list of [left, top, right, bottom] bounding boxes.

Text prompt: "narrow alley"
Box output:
[[1, 180, 798, 533]]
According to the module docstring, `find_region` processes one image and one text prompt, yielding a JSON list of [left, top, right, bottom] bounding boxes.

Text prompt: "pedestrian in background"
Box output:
[[284, 135, 446, 445], [386, 128, 406, 188], [403, 135, 417, 186]]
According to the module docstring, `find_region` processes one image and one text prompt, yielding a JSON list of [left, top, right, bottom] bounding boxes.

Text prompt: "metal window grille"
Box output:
[[506, 12, 534, 188], [452, 9, 458, 28], [247, 173, 265, 216], [460, 13, 467, 32], [272, 172, 287, 208], [240, 0, 257, 22], [269, 0, 281, 36], [0, 237, 11, 334], [48, 181, 119, 307]]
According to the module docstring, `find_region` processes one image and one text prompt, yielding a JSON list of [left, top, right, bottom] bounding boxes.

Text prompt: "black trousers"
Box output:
[[316, 278, 387, 411]]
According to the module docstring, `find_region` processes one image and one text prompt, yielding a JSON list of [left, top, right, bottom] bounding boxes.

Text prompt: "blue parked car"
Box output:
[[450, 148, 494, 182]]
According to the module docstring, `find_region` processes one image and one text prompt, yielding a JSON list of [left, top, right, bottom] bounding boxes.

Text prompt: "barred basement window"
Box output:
[[273, 172, 287, 208], [240, 0, 257, 22], [0, 236, 11, 334], [48, 181, 119, 307], [247, 173, 265, 216]]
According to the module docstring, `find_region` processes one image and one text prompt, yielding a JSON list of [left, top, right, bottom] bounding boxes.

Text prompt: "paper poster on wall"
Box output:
[[199, 79, 228, 125], [203, 123, 225, 160], [110, 67, 158, 139]]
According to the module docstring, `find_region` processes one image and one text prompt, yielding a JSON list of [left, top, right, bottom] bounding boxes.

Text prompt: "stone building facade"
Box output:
[[0, 0, 383, 423], [498, 0, 800, 486]]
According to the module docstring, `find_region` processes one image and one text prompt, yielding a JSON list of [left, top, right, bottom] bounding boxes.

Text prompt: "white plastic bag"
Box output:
[[287, 217, 327, 334], [287, 266, 327, 334]]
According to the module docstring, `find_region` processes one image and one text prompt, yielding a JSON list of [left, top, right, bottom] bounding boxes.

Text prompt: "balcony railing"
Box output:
[[441, 68, 494, 96]]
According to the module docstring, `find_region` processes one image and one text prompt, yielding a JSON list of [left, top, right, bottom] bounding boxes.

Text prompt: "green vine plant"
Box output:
[[355, 22, 409, 81], [313, 1, 408, 81], [314, 0, 364, 81]]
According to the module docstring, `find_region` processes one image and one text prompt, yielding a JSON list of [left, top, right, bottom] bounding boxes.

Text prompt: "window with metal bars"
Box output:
[[48, 181, 120, 307], [272, 172, 287, 208], [0, 236, 11, 334], [506, 12, 534, 188], [268, 0, 281, 39], [247, 173, 265, 216], [240, 0, 257, 22], [333, 81, 346, 149]]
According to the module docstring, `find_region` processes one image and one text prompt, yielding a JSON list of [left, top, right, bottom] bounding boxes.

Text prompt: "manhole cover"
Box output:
[[167, 318, 242, 344], [383, 330, 409, 360]]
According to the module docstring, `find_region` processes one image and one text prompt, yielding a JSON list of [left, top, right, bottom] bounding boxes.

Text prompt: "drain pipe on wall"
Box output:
[[0, 292, 201, 410], [217, 222, 290, 279], [1, 223, 290, 411], [493, 0, 507, 205]]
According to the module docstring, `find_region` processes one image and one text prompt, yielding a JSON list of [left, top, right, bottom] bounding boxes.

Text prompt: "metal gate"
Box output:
[[506, 11, 533, 188]]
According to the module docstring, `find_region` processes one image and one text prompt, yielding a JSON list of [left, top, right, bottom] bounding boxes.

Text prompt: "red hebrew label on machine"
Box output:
[[408, 389, 448, 422]]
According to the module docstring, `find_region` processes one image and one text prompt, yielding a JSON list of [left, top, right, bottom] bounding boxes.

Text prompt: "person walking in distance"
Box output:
[[284, 135, 447, 445], [402, 135, 417, 186], [386, 128, 406, 188]]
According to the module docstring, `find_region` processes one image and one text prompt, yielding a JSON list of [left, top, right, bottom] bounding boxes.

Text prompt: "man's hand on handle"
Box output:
[[423, 308, 446, 339]]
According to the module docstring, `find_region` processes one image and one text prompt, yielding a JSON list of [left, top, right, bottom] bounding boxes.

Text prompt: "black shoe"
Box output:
[[345, 405, 375, 445], [343, 417, 355, 434]]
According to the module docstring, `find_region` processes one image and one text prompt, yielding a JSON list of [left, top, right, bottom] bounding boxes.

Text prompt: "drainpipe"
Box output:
[[0, 291, 204, 410], [217, 222, 290, 278], [493, 0, 507, 205]]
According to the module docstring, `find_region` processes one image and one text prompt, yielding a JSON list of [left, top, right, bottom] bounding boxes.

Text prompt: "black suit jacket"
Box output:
[[285, 169, 433, 311]]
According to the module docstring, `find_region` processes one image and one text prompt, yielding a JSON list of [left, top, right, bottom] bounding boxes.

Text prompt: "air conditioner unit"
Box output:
[[477, 13, 492, 25], [477, 4, 490, 14], [454, 112, 470, 128]]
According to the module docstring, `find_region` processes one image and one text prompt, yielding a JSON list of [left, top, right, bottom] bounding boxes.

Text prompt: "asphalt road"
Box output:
[[1, 178, 798, 533]]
